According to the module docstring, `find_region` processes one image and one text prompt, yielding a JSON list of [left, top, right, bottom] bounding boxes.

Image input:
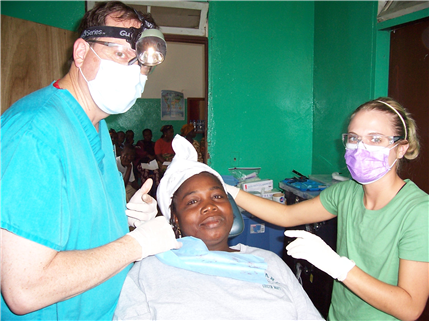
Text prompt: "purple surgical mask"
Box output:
[[345, 143, 398, 185]]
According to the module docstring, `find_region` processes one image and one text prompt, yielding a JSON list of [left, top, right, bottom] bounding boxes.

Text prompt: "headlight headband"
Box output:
[[80, 18, 166, 67], [80, 25, 143, 50]]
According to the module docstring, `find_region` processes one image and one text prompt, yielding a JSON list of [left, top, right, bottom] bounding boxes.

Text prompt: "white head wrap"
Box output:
[[156, 135, 227, 220]]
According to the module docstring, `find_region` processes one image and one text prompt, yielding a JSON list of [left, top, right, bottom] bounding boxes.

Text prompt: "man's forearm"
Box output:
[[2, 230, 141, 315]]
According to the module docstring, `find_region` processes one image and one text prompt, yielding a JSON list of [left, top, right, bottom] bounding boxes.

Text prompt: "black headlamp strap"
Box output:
[[133, 8, 155, 30], [80, 25, 146, 50]]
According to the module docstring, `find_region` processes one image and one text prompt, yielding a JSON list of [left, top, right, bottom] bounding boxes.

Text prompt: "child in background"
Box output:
[[135, 129, 159, 198], [116, 145, 140, 202], [155, 125, 175, 177], [116, 130, 125, 156]]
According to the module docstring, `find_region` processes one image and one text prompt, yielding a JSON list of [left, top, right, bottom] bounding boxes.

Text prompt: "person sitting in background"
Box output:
[[116, 145, 140, 202], [109, 128, 118, 156], [180, 123, 203, 163], [124, 129, 134, 147], [113, 135, 323, 320], [135, 129, 157, 166], [154, 124, 175, 177], [135, 129, 159, 198], [116, 130, 125, 156]]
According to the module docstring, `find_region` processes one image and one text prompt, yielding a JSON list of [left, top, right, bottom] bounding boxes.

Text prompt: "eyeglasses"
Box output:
[[86, 40, 153, 75], [86, 40, 137, 64], [342, 133, 404, 148]]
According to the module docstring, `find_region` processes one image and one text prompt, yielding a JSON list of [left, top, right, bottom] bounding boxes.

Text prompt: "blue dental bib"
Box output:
[[156, 237, 268, 284]]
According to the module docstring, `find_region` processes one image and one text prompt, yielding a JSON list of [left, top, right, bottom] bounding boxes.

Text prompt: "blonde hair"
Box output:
[[350, 97, 420, 161]]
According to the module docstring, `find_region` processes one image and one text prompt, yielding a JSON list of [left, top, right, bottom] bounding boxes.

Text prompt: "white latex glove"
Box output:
[[126, 179, 158, 228], [285, 230, 355, 281], [127, 216, 182, 261], [225, 184, 240, 199]]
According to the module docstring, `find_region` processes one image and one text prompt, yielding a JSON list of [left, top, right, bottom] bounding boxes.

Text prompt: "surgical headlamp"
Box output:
[[80, 24, 166, 67], [132, 29, 166, 67]]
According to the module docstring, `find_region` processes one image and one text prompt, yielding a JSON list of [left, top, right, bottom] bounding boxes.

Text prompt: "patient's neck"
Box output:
[[205, 240, 239, 252]]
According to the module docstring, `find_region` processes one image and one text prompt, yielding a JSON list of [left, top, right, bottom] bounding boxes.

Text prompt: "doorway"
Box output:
[[388, 17, 429, 321], [388, 17, 429, 194], [165, 34, 208, 161]]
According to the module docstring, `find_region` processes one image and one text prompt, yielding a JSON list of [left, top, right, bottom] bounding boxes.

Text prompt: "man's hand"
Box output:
[[126, 179, 158, 227], [127, 216, 182, 261]]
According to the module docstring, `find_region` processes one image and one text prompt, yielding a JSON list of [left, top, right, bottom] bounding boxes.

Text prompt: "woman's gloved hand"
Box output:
[[128, 216, 182, 261], [126, 179, 157, 227], [225, 184, 240, 200], [284, 230, 355, 281]]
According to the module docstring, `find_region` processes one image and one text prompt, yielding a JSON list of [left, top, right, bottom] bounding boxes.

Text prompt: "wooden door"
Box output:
[[388, 17, 429, 194], [1, 15, 77, 114], [388, 16, 429, 321]]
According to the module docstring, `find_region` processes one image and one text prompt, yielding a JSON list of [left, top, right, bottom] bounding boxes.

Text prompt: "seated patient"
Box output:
[[114, 135, 323, 320]]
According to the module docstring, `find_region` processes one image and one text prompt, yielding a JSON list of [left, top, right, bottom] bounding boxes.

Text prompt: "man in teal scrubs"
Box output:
[[1, 2, 180, 320]]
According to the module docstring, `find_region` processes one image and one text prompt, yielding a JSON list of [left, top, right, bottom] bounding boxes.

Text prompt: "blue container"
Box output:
[[281, 178, 327, 191], [228, 211, 285, 257]]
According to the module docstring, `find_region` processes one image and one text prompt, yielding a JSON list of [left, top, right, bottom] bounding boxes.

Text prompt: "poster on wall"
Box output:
[[161, 90, 185, 120]]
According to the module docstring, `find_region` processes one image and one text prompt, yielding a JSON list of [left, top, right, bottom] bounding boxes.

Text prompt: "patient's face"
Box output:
[[172, 173, 234, 251]]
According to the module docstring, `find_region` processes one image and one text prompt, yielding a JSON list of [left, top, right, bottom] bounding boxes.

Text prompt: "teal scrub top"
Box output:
[[1, 84, 131, 320]]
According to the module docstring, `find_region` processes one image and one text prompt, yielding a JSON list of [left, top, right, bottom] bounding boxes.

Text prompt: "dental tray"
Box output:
[[281, 178, 327, 191]]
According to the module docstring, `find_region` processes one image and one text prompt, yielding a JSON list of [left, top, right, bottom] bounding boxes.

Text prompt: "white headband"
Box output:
[[156, 135, 227, 220], [376, 100, 408, 140]]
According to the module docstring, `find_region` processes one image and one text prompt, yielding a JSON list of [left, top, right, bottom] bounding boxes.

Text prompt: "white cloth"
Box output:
[[114, 244, 324, 320], [139, 159, 159, 170], [116, 156, 135, 183], [156, 135, 226, 220]]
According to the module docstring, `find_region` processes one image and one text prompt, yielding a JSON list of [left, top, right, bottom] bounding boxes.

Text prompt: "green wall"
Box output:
[[4, 1, 427, 186], [208, 1, 315, 187], [106, 99, 188, 142], [312, 1, 378, 176]]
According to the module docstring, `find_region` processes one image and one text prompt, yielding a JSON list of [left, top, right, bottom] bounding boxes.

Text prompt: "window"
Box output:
[[377, 1, 429, 22], [87, 1, 208, 36]]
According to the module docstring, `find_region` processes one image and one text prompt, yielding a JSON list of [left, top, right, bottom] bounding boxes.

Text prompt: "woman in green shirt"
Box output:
[[227, 97, 428, 320]]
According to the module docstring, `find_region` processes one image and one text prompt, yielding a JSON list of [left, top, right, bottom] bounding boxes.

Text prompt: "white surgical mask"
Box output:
[[80, 47, 147, 114]]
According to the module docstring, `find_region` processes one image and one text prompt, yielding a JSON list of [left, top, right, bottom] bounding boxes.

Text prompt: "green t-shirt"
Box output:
[[320, 179, 429, 320]]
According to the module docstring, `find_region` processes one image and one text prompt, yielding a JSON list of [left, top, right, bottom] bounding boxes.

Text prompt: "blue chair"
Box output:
[[228, 193, 244, 238]]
